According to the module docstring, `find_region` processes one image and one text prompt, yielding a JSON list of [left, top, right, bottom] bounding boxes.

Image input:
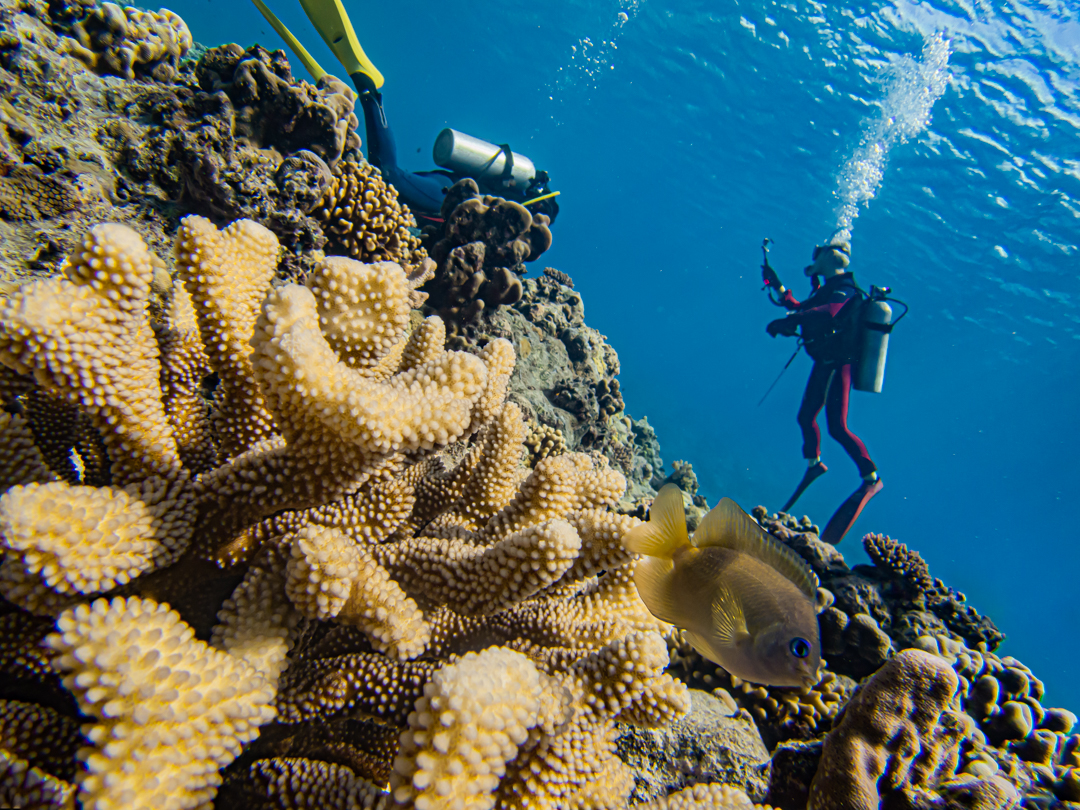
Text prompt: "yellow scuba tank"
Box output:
[[854, 289, 894, 393]]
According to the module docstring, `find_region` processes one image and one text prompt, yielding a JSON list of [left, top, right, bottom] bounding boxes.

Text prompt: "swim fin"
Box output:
[[782, 462, 827, 513], [297, 0, 384, 92], [250, 0, 328, 82], [820, 477, 884, 545]]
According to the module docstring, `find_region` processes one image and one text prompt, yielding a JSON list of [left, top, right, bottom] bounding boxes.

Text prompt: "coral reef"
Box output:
[[0, 4, 1075, 808], [0, 2, 360, 280], [0, 213, 683, 808]]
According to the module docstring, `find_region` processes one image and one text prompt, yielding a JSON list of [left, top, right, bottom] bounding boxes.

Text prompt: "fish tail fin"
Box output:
[[624, 484, 691, 559]]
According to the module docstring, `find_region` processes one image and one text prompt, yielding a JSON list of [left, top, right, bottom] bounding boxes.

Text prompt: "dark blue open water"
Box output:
[[179, 0, 1080, 708]]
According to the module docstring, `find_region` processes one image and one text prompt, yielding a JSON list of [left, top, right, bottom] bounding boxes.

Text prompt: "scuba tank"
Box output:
[[854, 286, 896, 393], [432, 129, 536, 190]]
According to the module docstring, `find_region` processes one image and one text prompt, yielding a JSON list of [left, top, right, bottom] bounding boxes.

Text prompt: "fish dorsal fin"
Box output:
[[692, 498, 818, 599], [623, 484, 690, 560], [710, 580, 750, 648]]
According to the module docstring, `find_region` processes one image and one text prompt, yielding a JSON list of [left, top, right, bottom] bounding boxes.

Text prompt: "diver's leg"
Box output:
[[796, 363, 830, 463], [358, 90, 396, 171], [824, 363, 876, 478], [357, 93, 447, 215], [784, 364, 831, 512]]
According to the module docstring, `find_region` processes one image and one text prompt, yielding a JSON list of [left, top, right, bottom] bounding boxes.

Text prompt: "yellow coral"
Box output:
[[307, 256, 412, 368], [0, 224, 181, 484], [0, 476, 194, 600], [46, 597, 278, 810], [175, 215, 279, 460], [390, 647, 547, 810]]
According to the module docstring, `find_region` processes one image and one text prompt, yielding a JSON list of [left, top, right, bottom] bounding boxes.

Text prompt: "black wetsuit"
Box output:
[[357, 91, 559, 223]]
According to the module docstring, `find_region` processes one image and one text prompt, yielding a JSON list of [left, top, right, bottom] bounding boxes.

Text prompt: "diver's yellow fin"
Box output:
[[298, 0, 384, 91], [623, 484, 690, 559], [693, 498, 818, 599], [250, 0, 328, 82], [631, 556, 681, 627]]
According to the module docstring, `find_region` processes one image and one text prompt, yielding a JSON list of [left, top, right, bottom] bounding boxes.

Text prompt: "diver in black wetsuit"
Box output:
[[250, 0, 559, 223], [358, 91, 560, 223]]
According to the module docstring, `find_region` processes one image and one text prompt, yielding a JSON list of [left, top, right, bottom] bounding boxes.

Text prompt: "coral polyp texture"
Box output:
[[0, 212, 683, 808], [312, 160, 427, 269]]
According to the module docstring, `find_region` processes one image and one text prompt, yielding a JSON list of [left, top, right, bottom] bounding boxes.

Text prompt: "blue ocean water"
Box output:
[[178, 0, 1080, 707]]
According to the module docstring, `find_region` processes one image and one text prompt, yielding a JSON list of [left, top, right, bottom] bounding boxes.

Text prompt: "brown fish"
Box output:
[[625, 484, 821, 688]]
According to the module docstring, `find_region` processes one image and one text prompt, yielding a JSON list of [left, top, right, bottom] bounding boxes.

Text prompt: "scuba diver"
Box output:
[[251, 0, 560, 224], [761, 242, 883, 545]]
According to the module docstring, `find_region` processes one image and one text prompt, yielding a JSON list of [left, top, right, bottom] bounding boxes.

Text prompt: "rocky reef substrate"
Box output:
[[0, 1, 1075, 809]]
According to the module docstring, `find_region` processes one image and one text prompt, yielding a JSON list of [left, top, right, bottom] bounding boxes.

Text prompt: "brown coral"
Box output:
[[809, 649, 974, 810], [195, 44, 361, 169], [0, 165, 82, 221], [421, 178, 553, 334], [61, 2, 192, 81]]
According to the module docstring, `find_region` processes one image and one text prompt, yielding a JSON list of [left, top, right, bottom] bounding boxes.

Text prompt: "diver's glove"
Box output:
[[761, 265, 782, 290], [767, 318, 799, 338]]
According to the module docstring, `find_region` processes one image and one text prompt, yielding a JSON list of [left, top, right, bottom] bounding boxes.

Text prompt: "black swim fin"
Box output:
[[820, 478, 884, 545], [782, 462, 827, 513]]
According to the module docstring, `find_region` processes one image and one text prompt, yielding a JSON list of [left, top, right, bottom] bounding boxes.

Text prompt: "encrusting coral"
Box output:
[[808, 649, 974, 810], [59, 2, 192, 81]]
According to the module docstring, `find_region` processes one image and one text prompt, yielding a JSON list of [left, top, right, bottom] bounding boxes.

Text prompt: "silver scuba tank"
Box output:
[[432, 129, 536, 190], [854, 299, 893, 393]]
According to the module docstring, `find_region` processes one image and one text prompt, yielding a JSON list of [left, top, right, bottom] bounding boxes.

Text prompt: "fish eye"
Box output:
[[789, 637, 811, 659]]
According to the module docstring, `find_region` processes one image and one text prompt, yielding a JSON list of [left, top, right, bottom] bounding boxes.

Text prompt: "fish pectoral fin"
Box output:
[[693, 498, 818, 600], [710, 582, 751, 648], [623, 484, 691, 559], [632, 556, 681, 626], [684, 630, 721, 663]]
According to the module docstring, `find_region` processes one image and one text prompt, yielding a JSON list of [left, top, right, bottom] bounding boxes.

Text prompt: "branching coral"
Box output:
[[46, 596, 279, 810], [0, 210, 689, 809], [0, 223, 183, 484]]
